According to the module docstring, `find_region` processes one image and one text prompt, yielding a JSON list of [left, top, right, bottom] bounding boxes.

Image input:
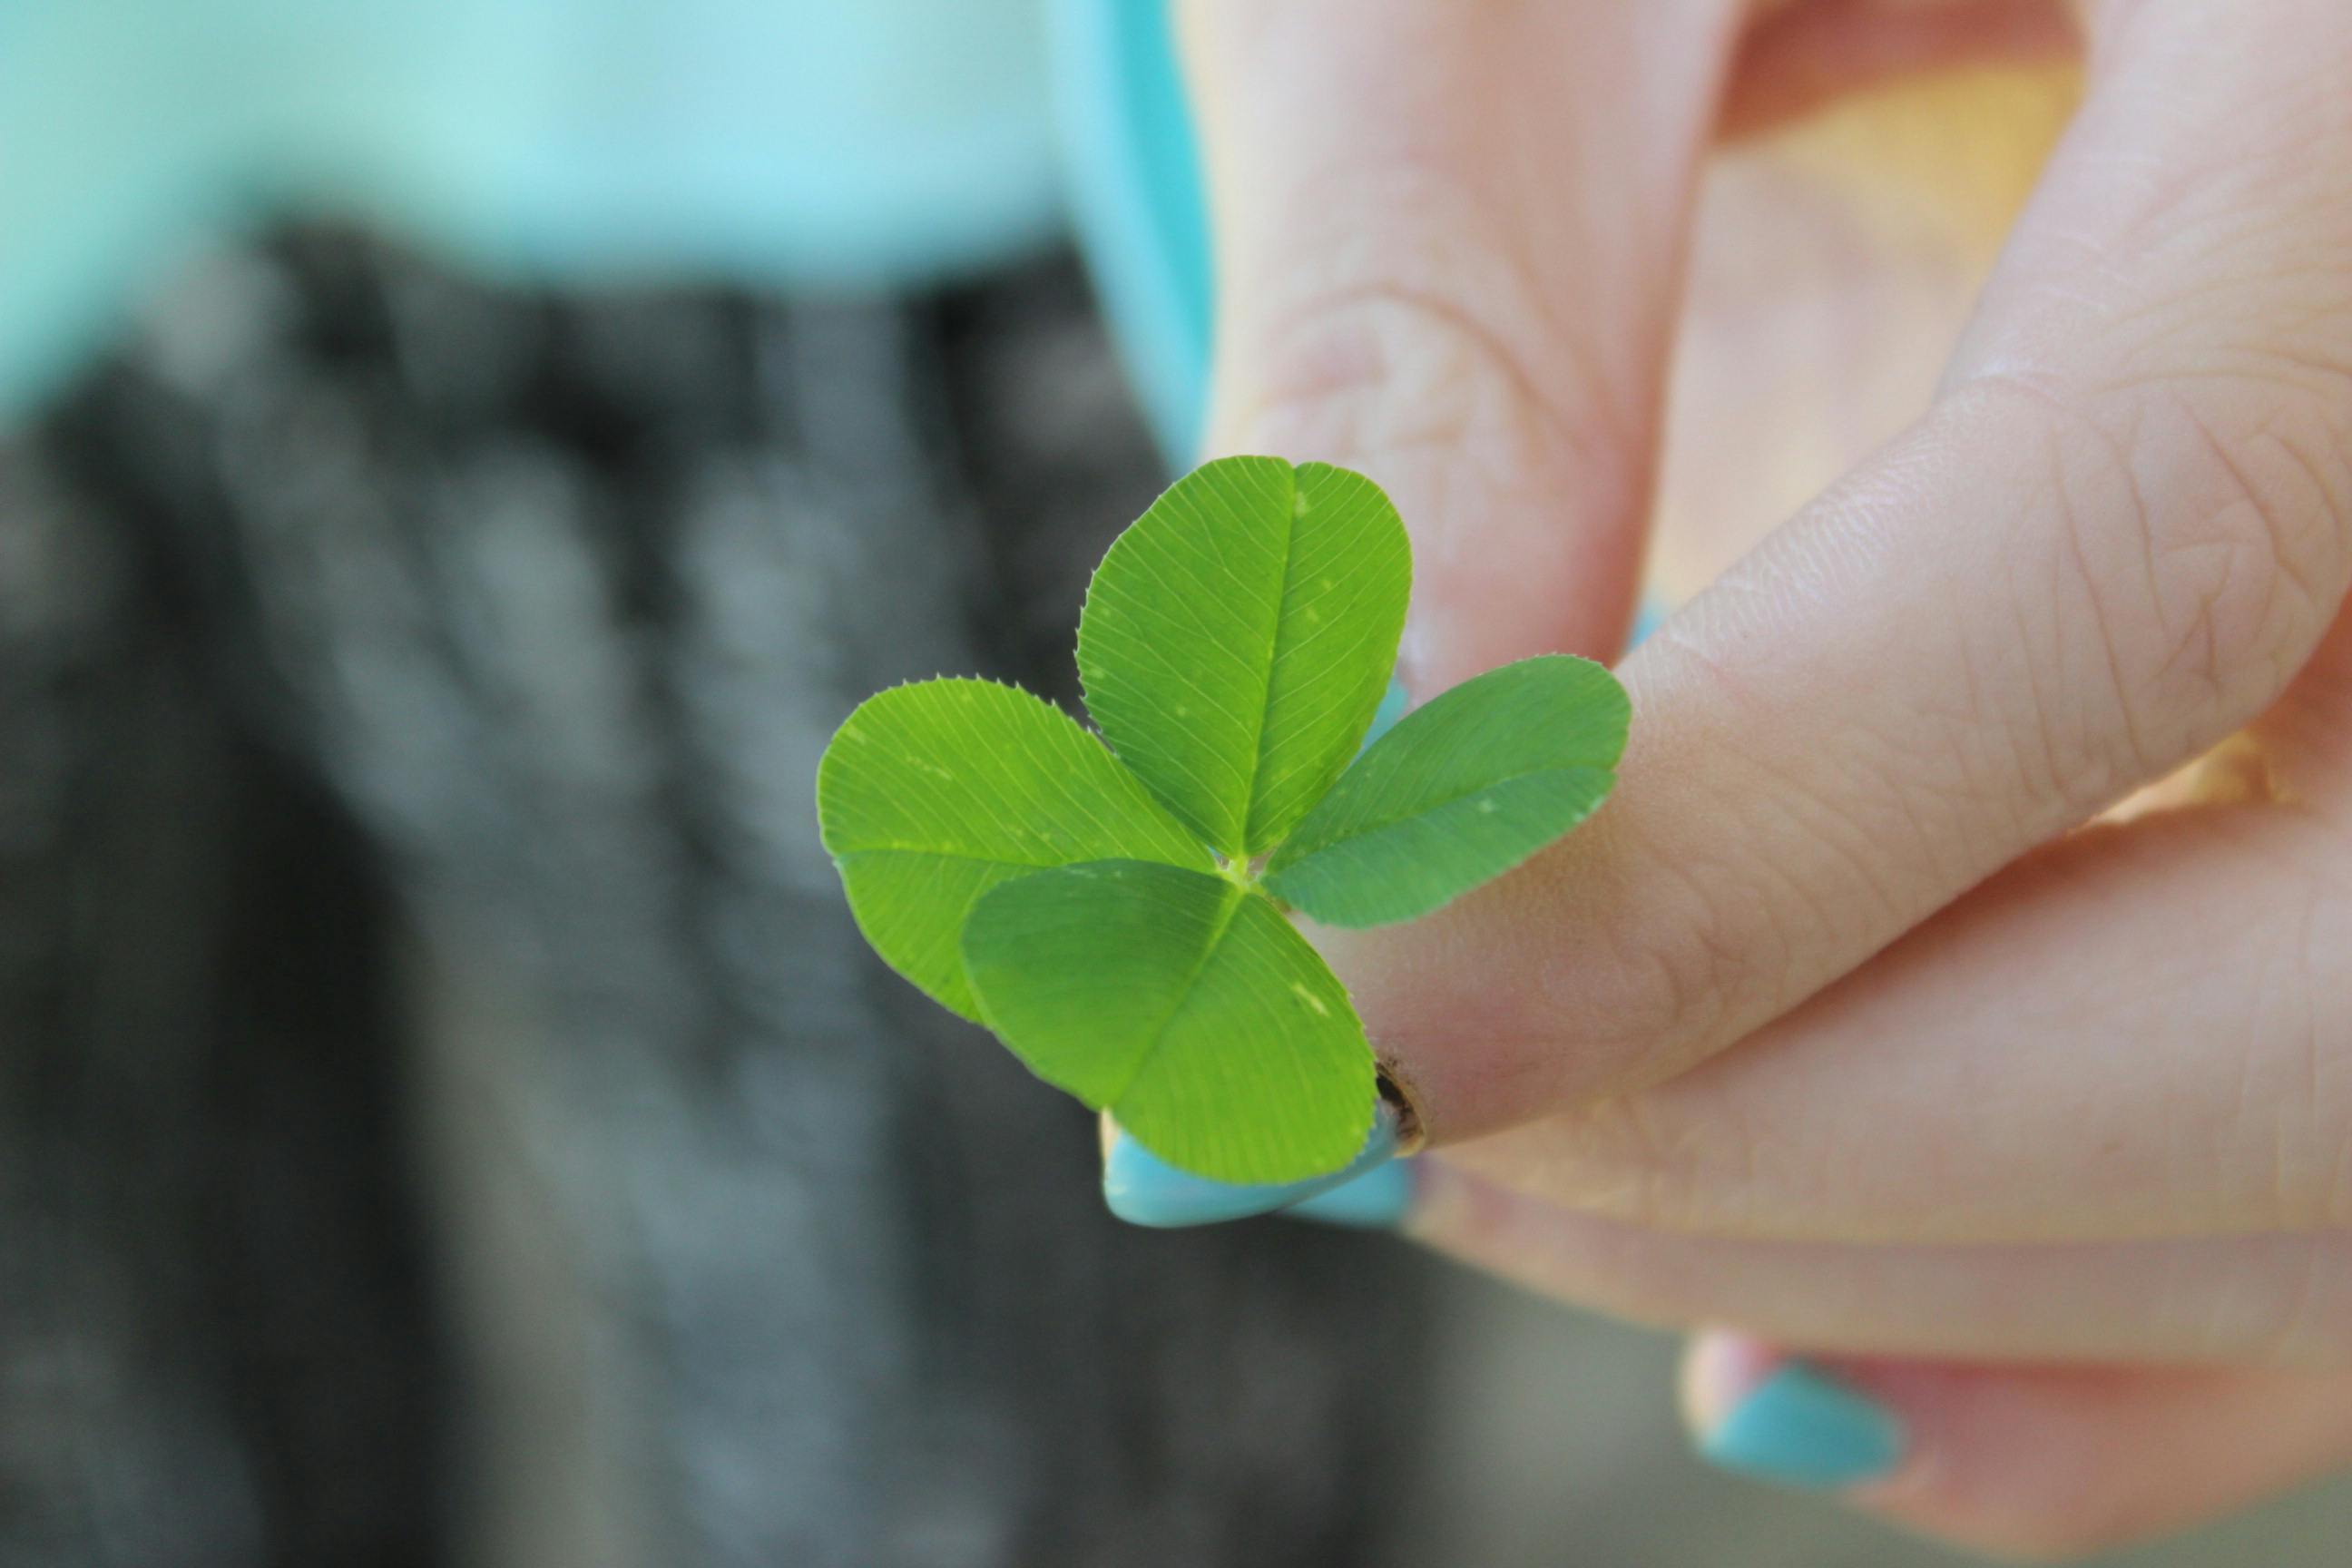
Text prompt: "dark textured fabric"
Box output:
[[0, 233, 1435, 1568]]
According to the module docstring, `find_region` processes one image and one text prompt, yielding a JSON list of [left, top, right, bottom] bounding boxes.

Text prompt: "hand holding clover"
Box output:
[[818, 456, 1629, 1183]]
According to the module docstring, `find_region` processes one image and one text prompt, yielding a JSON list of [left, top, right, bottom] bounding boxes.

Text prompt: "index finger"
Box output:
[[1344, 0, 2352, 1140], [1183, 0, 1742, 687]]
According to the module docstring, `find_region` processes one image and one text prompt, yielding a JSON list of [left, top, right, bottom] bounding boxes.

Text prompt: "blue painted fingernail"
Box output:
[[1279, 1157, 1414, 1229], [1700, 1363, 1906, 1490], [1358, 672, 1411, 752], [1102, 1101, 1402, 1229], [1628, 596, 1669, 652]]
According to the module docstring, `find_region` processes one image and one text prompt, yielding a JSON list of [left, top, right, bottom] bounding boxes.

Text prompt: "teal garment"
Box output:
[[0, 0, 1060, 424], [5, 0, 1683, 589], [1050, 0, 1210, 464]]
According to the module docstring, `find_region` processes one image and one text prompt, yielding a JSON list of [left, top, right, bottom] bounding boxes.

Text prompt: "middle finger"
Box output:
[[1413, 1163, 2352, 1367], [1445, 780, 2352, 1243]]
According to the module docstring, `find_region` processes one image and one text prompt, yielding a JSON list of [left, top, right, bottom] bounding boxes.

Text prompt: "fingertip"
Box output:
[[1686, 1349, 2352, 1560], [1099, 1104, 1405, 1229], [1679, 1328, 1779, 1436], [1684, 1336, 1908, 1493]]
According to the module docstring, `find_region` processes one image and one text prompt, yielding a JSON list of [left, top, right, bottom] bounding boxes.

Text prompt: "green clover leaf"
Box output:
[[1077, 457, 1411, 860], [817, 678, 1211, 1020], [815, 457, 1631, 1184], [1262, 654, 1632, 927], [960, 861, 1373, 1184]]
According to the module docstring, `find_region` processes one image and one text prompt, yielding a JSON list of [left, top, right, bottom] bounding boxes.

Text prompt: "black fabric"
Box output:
[[0, 232, 1434, 1568]]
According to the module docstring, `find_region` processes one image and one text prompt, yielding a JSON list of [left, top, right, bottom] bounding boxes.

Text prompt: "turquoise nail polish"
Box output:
[[1628, 597, 1668, 652], [1280, 1158, 1414, 1229], [1358, 674, 1410, 752], [1700, 1364, 1905, 1490], [1102, 1102, 1401, 1228]]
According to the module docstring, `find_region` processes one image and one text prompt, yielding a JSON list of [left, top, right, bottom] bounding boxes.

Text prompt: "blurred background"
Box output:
[[3, 4, 2347, 1565]]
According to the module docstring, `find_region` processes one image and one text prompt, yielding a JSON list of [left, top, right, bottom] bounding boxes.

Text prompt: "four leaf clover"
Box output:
[[816, 457, 1631, 1184]]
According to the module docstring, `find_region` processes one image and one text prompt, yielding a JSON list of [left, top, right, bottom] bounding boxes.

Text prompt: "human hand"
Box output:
[[1156, 0, 2352, 1554]]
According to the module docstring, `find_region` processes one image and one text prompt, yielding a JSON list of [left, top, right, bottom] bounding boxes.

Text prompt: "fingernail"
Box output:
[[1102, 1099, 1402, 1229], [1627, 596, 1668, 653], [1700, 1362, 1906, 1490], [1279, 1157, 1415, 1228]]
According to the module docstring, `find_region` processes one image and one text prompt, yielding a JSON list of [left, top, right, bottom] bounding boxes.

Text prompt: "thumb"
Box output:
[[1180, 0, 1740, 688]]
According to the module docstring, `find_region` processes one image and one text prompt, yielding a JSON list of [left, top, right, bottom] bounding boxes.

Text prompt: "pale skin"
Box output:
[[1179, 0, 2352, 1556]]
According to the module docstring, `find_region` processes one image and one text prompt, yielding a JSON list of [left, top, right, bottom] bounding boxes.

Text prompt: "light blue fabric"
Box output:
[[1049, 0, 1210, 465], [0, 0, 1061, 424]]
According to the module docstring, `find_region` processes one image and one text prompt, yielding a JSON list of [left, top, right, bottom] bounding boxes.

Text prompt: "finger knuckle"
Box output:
[[1579, 835, 1759, 1069], [1225, 172, 1636, 504], [2018, 375, 2351, 798], [1560, 1093, 1746, 1232]]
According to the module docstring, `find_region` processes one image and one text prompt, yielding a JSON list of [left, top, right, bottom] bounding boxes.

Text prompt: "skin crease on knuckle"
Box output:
[[1932, 375, 2351, 819], [1229, 271, 1619, 642], [1214, 183, 1651, 686], [2112, 377, 2349, 696]]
